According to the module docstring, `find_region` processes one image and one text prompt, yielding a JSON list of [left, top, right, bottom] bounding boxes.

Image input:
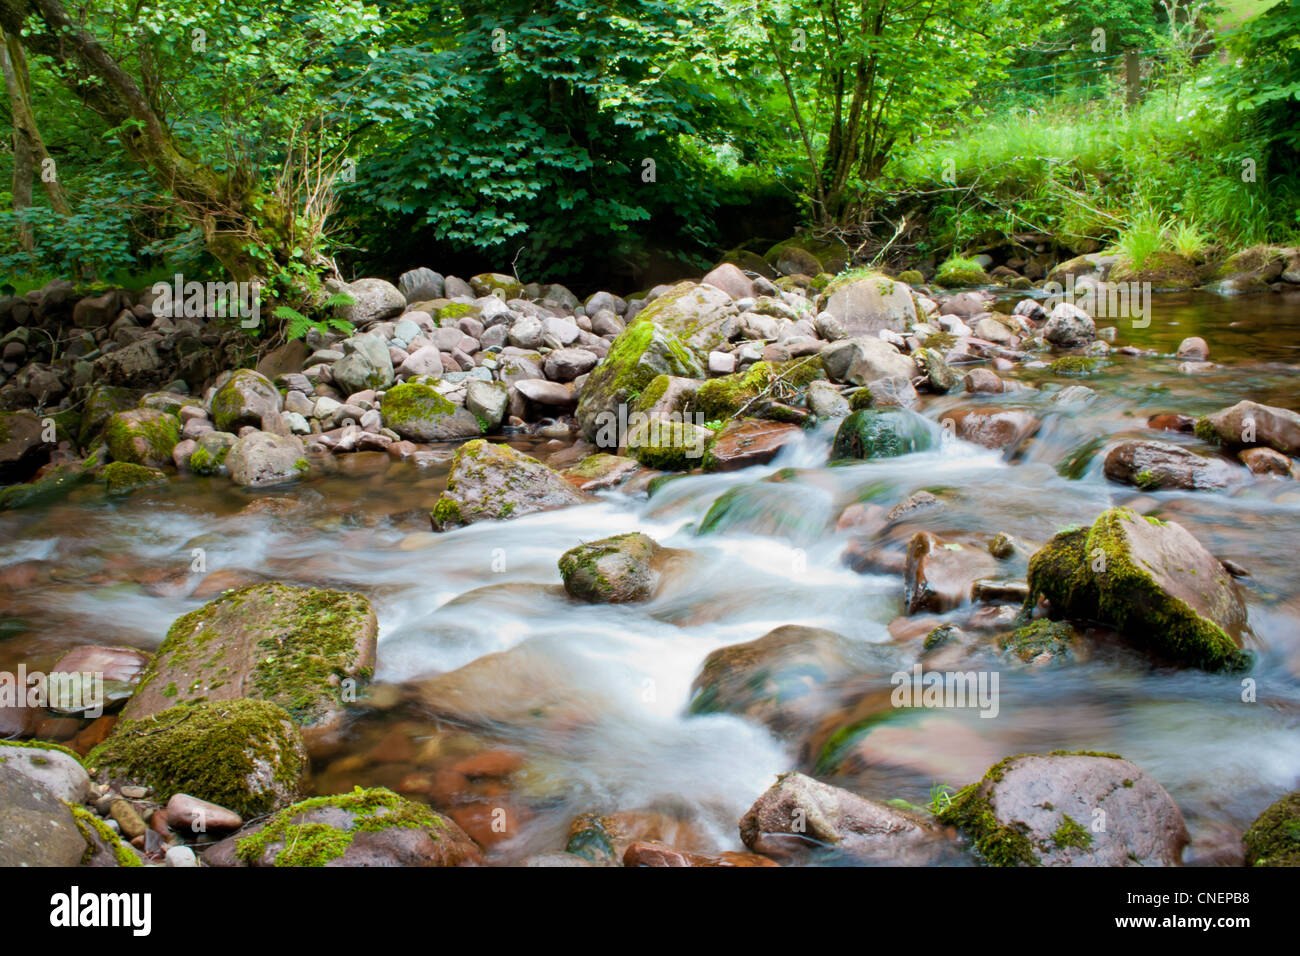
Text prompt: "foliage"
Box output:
[[274, 292, 356, 341]]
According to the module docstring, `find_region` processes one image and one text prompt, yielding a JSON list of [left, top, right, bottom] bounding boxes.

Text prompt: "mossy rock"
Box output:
[[934, 257, 990, 287], [626, 417, 713, 471], [123, 582, 377, 732], [87, 699, 307, 817], [624, 281, 736, 355], [0, 460, 93, 511], [78, 385, 138, 447], [832, 408, 933, 459], [997, 619, 1081, 665], [380, 381, 481, 442], [576, 320, 704, 441], [559, 532, 672, 603], [430, 439, 588, 530], [469, 272, 524, 300], [188, 431, 237, 476], [210, 369, 281, 433], [1049, 355, 1099, 376], [898, 269, 924, 286], [104, 408, 180, 468], [68, 803, 143, 867], [1109, 251, 1200, 289], [101, 461, 167, 495], [1242, 790, 1300, 867], [230, 786, 479, 867]]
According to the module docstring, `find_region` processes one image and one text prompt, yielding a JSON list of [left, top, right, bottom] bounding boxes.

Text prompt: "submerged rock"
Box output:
[[123, 582, 377, 733], [209, 787, 479, 867], [430, 439, 588, 530], [739, 771, 950, 865], [832, 408, 933, 460], [905, 532, 1000, 613], [87, 699, 307, 817], [937, 752, 1188, 866], [1024, 508, 1249, 670], [559, 532, 678, 603]]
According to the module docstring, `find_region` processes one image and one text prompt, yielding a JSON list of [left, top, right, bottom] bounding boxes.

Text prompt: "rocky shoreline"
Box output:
[[2, 247, 1300, 868]]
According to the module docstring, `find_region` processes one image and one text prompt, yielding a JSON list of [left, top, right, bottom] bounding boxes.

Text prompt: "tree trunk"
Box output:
[[0, 34, 34, 251]]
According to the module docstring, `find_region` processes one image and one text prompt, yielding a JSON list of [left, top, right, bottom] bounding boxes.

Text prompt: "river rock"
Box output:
[[821, 275, 917, 338], [1024, 508, 1249, 670], [629, 281, 737, 355], [905, 532, 1000, 613], [332, 333, 395, 394], [0, 740, 91, 802], [937, 752, 1188, 866], [210, 369, 282, 433], [820, 336, 916, 385], [0, 764, 88, 866], [947, 407, 1040, 457], [465, 380, 508, 430], [381, 381, 482, 441], [104, 408, 180, 468], [123, 582, 376, 733], [399, 267, 444, 303], [1176, 336, 1209, 360], [543, 347, 599, 381], [1239, 446, 1294, 476], [626, 417, 713, 470], [739, 771, 949, 865], [225, 431, 307, 487], [701, 262, 755, 300], [559, 532, 678, 603], [560, 453, 641, 491], [335, 278, 405, 326], [88, 698, 306, 817], [1102, 439, 1238, 490], [832, 408, 933, 459], [1199, 400, 1300, 455], [914, 348, 957, 392], [1242, 790, 1300, 866], [576, 322, 704, 442], [1042, 302, 1096, 347], [0, 409, 46, 482], [165, 793, 244, 833], [431, 439, 588, 530], [704, 418, 801, 471], [514, 378, 576, 409]]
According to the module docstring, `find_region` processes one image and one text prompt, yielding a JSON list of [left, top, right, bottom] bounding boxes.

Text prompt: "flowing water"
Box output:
[[2, 290, 1299, 864]]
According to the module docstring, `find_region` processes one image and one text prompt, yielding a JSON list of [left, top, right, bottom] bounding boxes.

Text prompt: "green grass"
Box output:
[[1115, 208, 1169, 270]]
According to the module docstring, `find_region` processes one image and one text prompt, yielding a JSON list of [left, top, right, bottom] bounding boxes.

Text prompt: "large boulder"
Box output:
[[703, 419, 802, 472], [104, 408, 180, 468], [430, 439, 588, 530], [381, 381, 482, 441], [1102, 440, 1238, 491], [1042, 302, 1096, 347], [0, 409, 46, 483], [208, 787, 480, 867], [700, 262, 755, 300], [210, 369, 283, 433], [820, 336, 916, 385], [0, 740, 91, 802], [87, 699, 307, 817], [625, 417, 713, 471], [332, 333, 395, 394], [0, 763, 89, 866], [937, 752, 1188, 866], [399, 267, 445, 303], [576, 321, 704, 442], [1025, 508, 1249, 670], [334, 278, 405, 327], [627, 281, 737, 355], [558, 532, 679, 603], [123, 582, 377, 734], [821, 274, 917, 339], [225, 431, 308, 487], [1198, 400, 1300, 456], [739, 771, 950, 865], [949, 407, 1041, 459]]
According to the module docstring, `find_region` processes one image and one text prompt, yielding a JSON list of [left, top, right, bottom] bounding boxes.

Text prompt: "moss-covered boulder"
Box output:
[[626, 281, 737, 355], [1102, 439, 1238, 491], [997, 619, 1084, 665], [470, 272, 524, 300], [87, 699, 307, 817], [101, 461, 167, 495], [1025, 509, 1249, 670], [832, 408, 933, 460], [380, 381, 482, 441], [1109, 251, 1200, 289], [820, 273, 917, 338], [0, 460, 93, 511], [558, 532, 678, 603], [218, 786, 480, 867], [934, 257, 990, 287], [430, 439, 588, 530], [560, 453, 641, 491], [104, 408, 180, 468], [576, 320, 704, 441], [188, 430, 237, 476], [225, 431, 308, 487], [625, 417, 713, 471], [1242, 790, 1300, 867], [629, 373, 699, 419], [210, 369, 282, 433], [936, 752, 1188, 866], [78, 385, 138, 447], [123, 582, 377, 734]]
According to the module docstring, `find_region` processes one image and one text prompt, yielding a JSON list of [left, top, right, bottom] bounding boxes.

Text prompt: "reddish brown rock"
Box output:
[[165, 793, 243, 833], [1239, 446, 1294, 476], [947, 407, 1039, 457], [1147, 413, 1196, 433], [905, 532, 999, 613], [705, 419, 802, 472]]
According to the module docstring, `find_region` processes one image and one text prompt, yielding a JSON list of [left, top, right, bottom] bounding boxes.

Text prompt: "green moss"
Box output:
[[998, 619, 1079, 663], [1052, 814, 1093, 850], [627, 419, 708, 471], [86, 699, 305, 817], [101, 461, 167, 495], [937, 780, 1039, 867], [430, 496, 463, 530], [823, 268, 894, 297], [381, 381, 457, 435], [1193, 416, 1219, 444], [293, 457, 310, 475], [848, 388, 874, 411], [234, 786, 451, 867], [1049, 356, 1099, 376], [1024, 526, 1100, 621], [436, 302, 475, 323], [68, 803, 141, 867], [923, 624, 957, 652], [1242, 790, 1300, 867], [934, 256, 990, 288], [630, 374, 673, 415], [898, 269, 924, 285], [104, 410, 180, 465], [0, 738, 83, 761]]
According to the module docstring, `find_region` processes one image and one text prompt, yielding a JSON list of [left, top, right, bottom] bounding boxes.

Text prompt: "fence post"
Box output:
[[1125, 50, 1141, 107]]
